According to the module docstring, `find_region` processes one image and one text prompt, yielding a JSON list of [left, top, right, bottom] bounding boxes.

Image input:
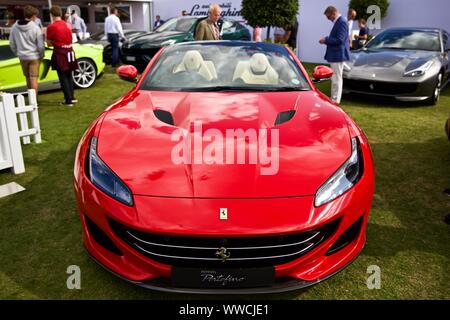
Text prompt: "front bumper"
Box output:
[[343, 74, 437, 101], [74, 176, 373, 293], [86, 245, 364, 294], [75, 190, 372, 293]]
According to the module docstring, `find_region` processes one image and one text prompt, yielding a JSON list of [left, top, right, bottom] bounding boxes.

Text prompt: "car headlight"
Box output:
[[88, 137, 133, 206], [160, 39, 176, 46], [314, 137, 364, 207], [403, 60, 434, 77]]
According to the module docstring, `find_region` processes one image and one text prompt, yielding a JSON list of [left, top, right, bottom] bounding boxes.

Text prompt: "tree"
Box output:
[[241, 0, 299, 40], [348, 0, 389, 21]]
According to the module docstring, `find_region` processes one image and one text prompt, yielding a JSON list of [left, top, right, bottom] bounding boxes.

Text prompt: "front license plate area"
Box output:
[[125, 56, 136, 61], [172, 267, 275, 288]]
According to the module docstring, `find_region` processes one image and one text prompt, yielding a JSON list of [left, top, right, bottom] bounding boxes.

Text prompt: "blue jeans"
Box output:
[[107, 33, 120, 66]]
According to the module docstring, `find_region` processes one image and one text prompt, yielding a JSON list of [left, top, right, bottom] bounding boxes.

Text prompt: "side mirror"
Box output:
[[117, 65, 138, 83], [312, 65, 333, 83]]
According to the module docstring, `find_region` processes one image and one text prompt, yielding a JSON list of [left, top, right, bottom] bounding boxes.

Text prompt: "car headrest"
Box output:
[[173, 50, 217, 81], [250, 53, 270, 74], [232, 53, 279, 85], [181, 50, 203, 71]]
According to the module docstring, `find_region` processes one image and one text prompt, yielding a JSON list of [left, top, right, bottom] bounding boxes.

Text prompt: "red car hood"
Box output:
[[97, 90, 351, 198]]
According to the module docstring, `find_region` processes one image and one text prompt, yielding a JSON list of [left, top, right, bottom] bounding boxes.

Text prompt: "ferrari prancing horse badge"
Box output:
[[220, 208, 228, 220]]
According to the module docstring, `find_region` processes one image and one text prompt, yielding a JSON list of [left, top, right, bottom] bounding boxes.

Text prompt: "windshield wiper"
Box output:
[[179, 86, 309, 92], [381, 47, 406, 50], [263, 86, 310, 92]]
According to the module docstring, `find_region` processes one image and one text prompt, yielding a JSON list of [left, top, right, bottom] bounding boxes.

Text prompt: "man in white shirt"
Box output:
[[347, 9, 357, 48], [34, 16, 43, 30], [104, 7, 125, 67]]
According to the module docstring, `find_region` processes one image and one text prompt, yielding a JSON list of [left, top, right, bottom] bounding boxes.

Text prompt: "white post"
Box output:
[[48, 0, 53, 23], [143, 2, 151, 32], [0, 100, 13, 171], [16, 94, 31, 145], [2, 94, 25, 174], [27, 89, 42, 144]]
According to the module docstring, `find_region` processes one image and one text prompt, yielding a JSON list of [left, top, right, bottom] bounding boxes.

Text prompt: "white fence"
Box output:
[[0, 90, 41, 174]]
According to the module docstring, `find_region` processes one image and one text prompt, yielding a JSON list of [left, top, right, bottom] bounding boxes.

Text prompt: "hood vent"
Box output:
[[154, 109, 296, 127], [275, 110, 296, 126], [154, 109, 175, 126]]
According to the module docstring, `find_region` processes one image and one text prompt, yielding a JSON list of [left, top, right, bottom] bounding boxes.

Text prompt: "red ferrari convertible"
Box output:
[[74, 41, 375, 293]]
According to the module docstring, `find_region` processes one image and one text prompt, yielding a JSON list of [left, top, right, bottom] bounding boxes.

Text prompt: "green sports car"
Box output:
[[121, 16, 251, 71], [0, 40, 105, 92]]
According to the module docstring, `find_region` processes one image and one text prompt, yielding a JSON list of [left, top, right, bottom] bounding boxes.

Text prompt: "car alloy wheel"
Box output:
[[429, 73, 442, 105], [73, 58, 97, 89]]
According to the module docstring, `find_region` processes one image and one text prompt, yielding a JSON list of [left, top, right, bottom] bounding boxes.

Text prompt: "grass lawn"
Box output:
[[0, 65, 449, 299]]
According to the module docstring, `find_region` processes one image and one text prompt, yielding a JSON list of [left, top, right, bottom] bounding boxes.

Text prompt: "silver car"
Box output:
[[343, 27, 450, 105]]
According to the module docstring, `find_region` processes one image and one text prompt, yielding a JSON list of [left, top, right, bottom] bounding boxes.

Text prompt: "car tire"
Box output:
[[104, 47, 112, 65], [73, 58, 98, 89], [445, 118, 450, 141], [426, 73, 443, 106]]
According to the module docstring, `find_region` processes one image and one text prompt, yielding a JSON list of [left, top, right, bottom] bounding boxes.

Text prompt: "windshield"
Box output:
[[366, 29, 441, 51], [140, 43, 311, 92], [156, 17, 197, 33]]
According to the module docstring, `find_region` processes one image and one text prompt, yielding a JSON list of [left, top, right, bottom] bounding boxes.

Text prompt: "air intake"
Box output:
[[275, 110, 296, 126], [154, 109, 174, 126], [326, 215, 364, 256], [85, 215, 123, 255]]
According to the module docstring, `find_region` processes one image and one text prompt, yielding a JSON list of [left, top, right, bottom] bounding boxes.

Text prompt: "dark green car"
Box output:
[[120, 16, 251, 71]]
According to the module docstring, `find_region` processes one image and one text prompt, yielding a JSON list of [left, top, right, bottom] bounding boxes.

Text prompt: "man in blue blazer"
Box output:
[[154, 15, 165, 30], [319, 6, 350, 104]]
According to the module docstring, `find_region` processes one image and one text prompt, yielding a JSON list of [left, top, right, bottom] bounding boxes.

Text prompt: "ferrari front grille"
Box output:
[[344, 79, 418, 95], [108, 217, 340, 267]]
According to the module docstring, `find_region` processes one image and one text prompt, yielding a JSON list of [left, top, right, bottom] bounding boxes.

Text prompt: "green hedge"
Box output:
[[349, 0, 389, 21]]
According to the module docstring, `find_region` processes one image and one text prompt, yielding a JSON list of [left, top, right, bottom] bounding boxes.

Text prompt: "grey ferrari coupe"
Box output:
[[343, 27, 450, 105]]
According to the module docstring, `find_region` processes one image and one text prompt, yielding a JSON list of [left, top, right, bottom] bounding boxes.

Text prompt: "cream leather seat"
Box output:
[[232, 53, 279, 85], [173, 50, 217, 81]]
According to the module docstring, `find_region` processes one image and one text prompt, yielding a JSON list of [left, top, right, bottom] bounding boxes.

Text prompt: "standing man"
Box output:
[[71, 11, 87, 41], [253, 25, 262, 42], [153, 15, 165, 30], [9, 5, 44, 96], [347, 9, 357, 35], [273, 26, 285, 44], [46, 5, 79, 107], [284, 18, 299, 51], [34, 16, 43, 31], [195, 4, 222, 41], [353, 18, 368, 49], [104, 7, 125, 67], [64, 12, 73, 30], [319, 6, 350, 104], [347, 8, 357, 48]]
